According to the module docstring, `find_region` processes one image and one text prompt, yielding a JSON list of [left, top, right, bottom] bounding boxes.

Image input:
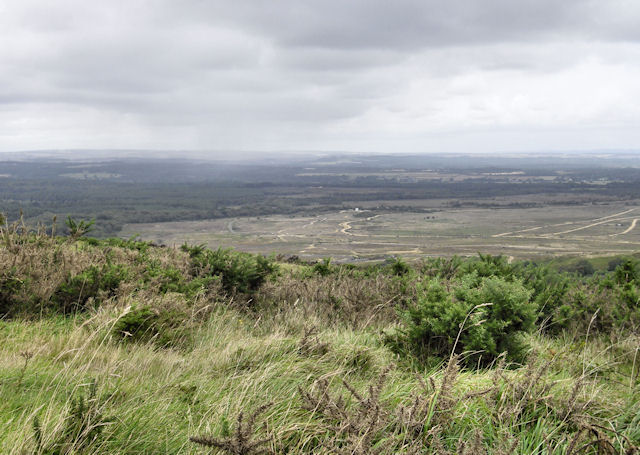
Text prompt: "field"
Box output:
[[121, 201, 640, 261]]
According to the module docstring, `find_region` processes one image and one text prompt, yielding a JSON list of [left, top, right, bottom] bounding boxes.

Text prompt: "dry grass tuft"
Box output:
[[259, 272, 408, 329]]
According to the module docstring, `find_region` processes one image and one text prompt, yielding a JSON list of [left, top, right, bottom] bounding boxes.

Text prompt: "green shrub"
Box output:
[[537, 268, 640, 335], [420, 256, 461, 279], [619, 282, 640, 307], [144, 265, 217, 299], [562, 258, 596, 277], [549, 284, 638, 334], [313, 257, 333, 276], [184, 245, 277, 295], [518, 264, 572, 333], [0, 267, 25, 316], [389, 257, 411, 276], [52, 263, 128, 313], [113, 303, 189, 348], [113, 304, 156, 342], [144, 262, 188, 294], [391, 275, 536, 366], [156, 267, 185, 293], [607, 256, 627, 272], [82, 237, 100, 246], [614, 259, 639, 284], [461, 253, 515, 280]]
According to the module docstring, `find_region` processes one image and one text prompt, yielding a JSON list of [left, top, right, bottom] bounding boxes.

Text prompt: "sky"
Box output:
[[1, 0, 640, 156]]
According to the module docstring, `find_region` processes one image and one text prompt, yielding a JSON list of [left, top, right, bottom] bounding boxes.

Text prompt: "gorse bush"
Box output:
[[113, 304, 157, 342], [518, 263, 571, 333], [113, 302, 190, 348], [144, 260, 214, 297], [390, 275, 536, 366], [614, 258, 639, 284], [190, 403, 274, 454], [420, 256, 461, 280], [52, 263, 128, 313], [389, 257, 411, 276], [461, 253, 516, 280], [152, 266, 185, 294], [189, 353, 638, 454], [101, 236, 153, 253], [1, 215, 639, 357], [182, 244, 277, 295], [417, 253, 640, 338], [312, 257, 333, 276], [536, 259, 640, 334]]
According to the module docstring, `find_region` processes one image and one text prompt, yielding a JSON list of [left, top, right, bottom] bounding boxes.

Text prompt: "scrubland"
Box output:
[[1, 219, 639, 454]]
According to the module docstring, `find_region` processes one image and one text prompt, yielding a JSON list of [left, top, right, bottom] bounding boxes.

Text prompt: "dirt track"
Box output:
[[494, 208, 638, 239], [612, 218, 638, 236]]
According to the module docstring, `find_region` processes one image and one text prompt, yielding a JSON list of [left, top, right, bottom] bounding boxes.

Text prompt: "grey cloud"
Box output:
[[1, 0, 640, 153], [171, 0, 640, 50], [275, 47, 406, 72]]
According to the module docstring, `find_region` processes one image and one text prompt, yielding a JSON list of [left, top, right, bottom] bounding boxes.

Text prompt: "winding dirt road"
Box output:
[[611, 218, 638, 237]]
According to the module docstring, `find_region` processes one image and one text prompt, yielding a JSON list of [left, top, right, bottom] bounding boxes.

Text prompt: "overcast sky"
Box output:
[[1, 0, 640, 156]]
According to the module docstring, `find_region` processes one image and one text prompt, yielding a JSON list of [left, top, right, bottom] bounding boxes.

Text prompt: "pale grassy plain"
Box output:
[[121, 202, 640, 262]]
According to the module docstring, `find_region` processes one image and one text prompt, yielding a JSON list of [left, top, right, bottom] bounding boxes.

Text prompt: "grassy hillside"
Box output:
[[1, 221, 639, 454]]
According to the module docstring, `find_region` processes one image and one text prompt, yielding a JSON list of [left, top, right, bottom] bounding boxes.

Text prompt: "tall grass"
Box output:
[[2, 302, 638, 453]]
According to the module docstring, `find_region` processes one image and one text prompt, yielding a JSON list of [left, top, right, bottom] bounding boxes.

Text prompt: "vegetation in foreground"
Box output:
[[1, 218, 639, 454]]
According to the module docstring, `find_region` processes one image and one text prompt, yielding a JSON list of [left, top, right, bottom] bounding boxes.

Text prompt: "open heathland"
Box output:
[[121, 203, 640, 262], [1, 218, 639, 454]]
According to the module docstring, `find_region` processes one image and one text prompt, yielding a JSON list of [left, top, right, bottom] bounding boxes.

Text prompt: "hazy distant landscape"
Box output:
[[3, 151, 640, 262]]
